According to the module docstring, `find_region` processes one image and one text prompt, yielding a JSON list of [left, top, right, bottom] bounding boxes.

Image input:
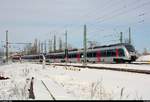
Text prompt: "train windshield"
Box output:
[[125, 44, 135, 52]]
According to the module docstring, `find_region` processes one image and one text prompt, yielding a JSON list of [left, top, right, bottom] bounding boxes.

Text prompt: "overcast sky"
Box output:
[[0, 0, 150, 53]]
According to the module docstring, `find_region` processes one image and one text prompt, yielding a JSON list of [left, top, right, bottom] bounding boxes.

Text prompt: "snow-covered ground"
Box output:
[[136, 55, 150, 62], [0, 62, 150, 100], [53, 62, 150, 71]]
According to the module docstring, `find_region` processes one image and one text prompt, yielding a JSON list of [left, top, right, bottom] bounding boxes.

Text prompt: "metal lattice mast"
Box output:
[[6, 30, 8, 63], [83, 24, 87, 66], [54, 35, 56, 52], [129, 27, 131, 44], [120, 32, 123, 44]]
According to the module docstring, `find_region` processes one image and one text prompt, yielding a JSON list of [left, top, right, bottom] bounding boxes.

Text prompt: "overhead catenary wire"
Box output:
[[62, 0, 123, 31], [85, 0, 149, 34], [84, 0, 142, 26], [86, 1, 149, 43], [80, 0, 122, 19], [95, 0, 142, 20], [96, 1, 150, 24]]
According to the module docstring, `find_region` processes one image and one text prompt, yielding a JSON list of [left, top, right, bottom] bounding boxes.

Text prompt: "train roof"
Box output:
[[21, 43, 135, 56], [46, 43, 133, 54], [92, 43, 132, 49], [47, 49, 79, 54]]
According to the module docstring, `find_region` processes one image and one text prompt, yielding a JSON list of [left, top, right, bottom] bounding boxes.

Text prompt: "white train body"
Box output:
[[45, 43, 137, 63], [12, 43, 137, 64]]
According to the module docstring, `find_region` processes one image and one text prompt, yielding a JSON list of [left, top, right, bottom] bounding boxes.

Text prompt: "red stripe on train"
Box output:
[[96, 51, 101, 63], [116, 48, 119, 63], [77, 52, 80, 63]]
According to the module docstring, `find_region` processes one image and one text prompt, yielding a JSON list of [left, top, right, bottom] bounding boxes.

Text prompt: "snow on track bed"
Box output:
[[49, 63, 150, 75], [1, 62, 150, 100], [34, 79, 53, 100], [41, 80, 56, 100], [132, 61, 150, 65], [40, 79, 76, 100], [34, 78, 76, 100]]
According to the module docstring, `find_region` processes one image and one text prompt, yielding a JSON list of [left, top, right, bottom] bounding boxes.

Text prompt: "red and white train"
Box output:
[[45, 43, 137, 63], [12, 43, 138, 63]]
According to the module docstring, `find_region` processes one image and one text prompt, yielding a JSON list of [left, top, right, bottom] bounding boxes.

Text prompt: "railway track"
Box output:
[[47, 63, 150, 75], [131, 62, 150, 65]]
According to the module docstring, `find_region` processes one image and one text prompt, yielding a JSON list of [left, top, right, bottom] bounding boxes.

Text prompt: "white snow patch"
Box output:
[[136, 55, 150, 62], [0, 62, 150, 100]]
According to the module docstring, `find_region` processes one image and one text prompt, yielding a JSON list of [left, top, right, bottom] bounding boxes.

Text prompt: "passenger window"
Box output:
[[93, 52, 96, 57], [101, 50, 106, 57], [118, 49, 125, 56]]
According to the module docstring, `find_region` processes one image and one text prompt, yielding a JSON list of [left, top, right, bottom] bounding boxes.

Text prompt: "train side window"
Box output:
[[107, 49, 114, 57], [107, 50, 111, 57], [80, 53, 83, 58], [118, 48, 125, 57], [59, 54, 62, 59], [60, 54, 63, 59], [62, 54, 65, 58], [112, 49, 116, 56], [72, 54, 75, 58], [57, 55, 59, 59], [93, 52, 96, 57], [73, 54, 75, 58], [73, 54, 76, 58], [68, 54, 71, 58], [87, 52, 92, 58], [101, 51, 104, 57], [91, 52, 93, 57], [71, 54, 73, 58], [90, 52, 92, 57], [69, 54, 71, 58], [50, 55, 53, 59], [41, 55, 44, 59], [70, 54, 72, 58], [87, 53, 89, 57], [101, 50, 106, 57]]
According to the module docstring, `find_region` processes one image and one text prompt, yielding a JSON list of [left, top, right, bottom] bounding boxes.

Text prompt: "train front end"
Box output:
[[124, 44, 138, 62]]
